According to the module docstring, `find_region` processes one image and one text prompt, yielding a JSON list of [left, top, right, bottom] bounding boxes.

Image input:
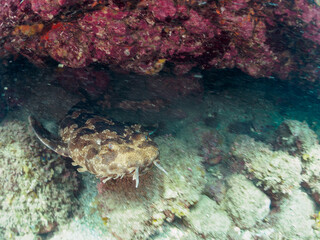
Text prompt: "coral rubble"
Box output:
[[0, 0, 319, 80], [0, 120, 78, 239]]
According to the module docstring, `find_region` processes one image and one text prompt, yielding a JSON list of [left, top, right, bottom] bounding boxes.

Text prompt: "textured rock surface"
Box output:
[[276, 120, 320, 204], [0, 0, 319, 80], [276, 119, 319, 154], [301, 145, 320, 204], [184, 195, 231, 240], [0, 121, 78, 239], [231, 135, 302, 196], [271, 190, 316, 239], [224, 174, 270, 229]]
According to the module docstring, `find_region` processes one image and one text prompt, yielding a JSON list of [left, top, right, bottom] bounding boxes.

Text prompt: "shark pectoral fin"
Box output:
[[28, 116, 70, 158]]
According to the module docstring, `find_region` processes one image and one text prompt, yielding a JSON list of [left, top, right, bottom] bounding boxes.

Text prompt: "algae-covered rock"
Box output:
[[95, 135, 206, 240], [271, 190, 316, 239], [276, 120, 318, 154], [0, 121, 78, 239], [224, 174, 270, 229], [231, 135, 301, 196], [299, 145, 320, 204], [276, 120, 320, 204], [184, 195, 231, 239]]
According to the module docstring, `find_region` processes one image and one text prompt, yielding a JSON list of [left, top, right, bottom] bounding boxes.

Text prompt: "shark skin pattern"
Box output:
[[29, 103, 160, 187]]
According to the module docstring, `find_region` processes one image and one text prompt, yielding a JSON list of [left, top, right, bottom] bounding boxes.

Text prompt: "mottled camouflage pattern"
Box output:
[[29, 104, 159, 184]]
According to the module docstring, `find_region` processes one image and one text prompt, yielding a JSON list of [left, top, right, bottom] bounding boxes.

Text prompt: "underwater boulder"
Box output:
[[224, 174, 271, 229], [231, 135, 302, 197]]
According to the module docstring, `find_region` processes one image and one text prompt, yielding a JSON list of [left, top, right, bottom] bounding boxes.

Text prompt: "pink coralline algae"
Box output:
[[149, 0, 176, 21], [44, 22, 94, 68], [0, 0, 319, 81]]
